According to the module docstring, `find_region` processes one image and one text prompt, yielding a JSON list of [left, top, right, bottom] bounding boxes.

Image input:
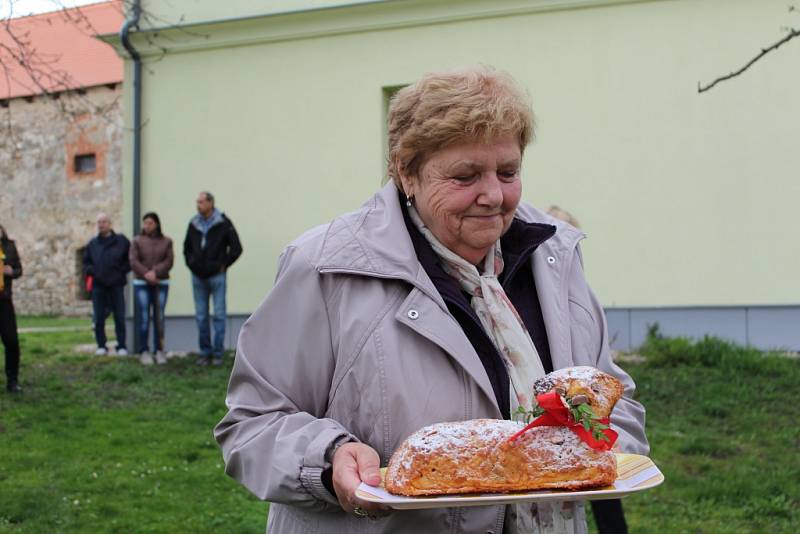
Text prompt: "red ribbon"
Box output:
[[508, 391, 618, 451]]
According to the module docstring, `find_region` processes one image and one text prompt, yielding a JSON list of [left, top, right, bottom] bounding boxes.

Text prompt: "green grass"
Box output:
[[589, 326, 800, 533], [2, 319, 798, 532], [16, 315, 90, 329], [0, 320, 265, 533]]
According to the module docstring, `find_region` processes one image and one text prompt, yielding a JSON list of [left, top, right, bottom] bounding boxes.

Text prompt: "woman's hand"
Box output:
[[332, 442, 392, 519], [144, 270, 158, 284]]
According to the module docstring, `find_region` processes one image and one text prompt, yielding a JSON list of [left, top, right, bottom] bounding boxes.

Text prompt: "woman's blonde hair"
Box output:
[[387, 65, 535, 186]]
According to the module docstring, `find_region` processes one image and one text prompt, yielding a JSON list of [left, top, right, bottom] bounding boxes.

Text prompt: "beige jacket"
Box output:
[[214, 183, 648, 534]]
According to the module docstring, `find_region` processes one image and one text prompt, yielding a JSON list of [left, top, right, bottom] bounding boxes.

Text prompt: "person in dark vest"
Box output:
[[0, 224, 23, 393], [83, 213, 131, 356], [183, 191, 242, 366]]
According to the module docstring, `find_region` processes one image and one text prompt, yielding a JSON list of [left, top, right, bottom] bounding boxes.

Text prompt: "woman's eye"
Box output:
[[498, 170, 519, 182], [452, 174, 478, 183]]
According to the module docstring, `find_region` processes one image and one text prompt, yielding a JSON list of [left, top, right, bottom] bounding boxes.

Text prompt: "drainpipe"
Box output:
[[120, 0, 142, 354]]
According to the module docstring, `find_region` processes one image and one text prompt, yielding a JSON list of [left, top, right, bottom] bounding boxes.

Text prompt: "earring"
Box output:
[[406, 195, 414, 208]]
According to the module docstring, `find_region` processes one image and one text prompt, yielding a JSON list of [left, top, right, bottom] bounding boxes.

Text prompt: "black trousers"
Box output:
[[91, 284, 127, 350], [591, 499, 628, 534], [0, 298, 20, 383]]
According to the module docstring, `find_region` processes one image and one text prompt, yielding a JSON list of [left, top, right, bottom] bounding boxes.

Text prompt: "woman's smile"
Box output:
[[401, 133, 523, 265]]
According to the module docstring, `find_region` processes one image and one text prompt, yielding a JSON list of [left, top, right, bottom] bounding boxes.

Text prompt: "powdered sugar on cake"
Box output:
[[386, 418, 614, 492], [384, 367, 623, 495]]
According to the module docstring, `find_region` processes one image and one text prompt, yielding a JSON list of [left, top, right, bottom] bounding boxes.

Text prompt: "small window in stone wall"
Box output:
[[74, 153, 97, 174], [75, 247, 91, 300], [65, 116, 106, 180]]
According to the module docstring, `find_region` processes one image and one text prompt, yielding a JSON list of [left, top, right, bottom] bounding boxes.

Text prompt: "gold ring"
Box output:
[[353, 506, 369, 519]]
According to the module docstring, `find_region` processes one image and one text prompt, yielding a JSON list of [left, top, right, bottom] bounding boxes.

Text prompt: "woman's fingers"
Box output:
[[331, 443, 392, 517], [332, 443, 374, 510], [354, 446, 382, 487]]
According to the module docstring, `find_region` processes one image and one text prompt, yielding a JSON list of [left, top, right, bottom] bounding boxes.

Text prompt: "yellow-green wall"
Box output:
[[139, 0, 380, 28], [115, 0, 800, 314]]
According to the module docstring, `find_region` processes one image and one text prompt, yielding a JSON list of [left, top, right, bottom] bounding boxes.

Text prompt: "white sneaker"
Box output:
[[116, 348, 129, 357], [154, 351, 167, 365], [139, 352, 154, 366], [95, 347, 108, 356]]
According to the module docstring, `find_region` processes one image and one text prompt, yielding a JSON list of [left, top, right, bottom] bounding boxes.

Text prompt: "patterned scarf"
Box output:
[[409, 206, 580, 534], [408, 206, 546, 411]]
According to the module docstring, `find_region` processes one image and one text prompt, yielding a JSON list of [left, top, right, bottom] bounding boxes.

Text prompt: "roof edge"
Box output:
[[99, 0, 666, 58]]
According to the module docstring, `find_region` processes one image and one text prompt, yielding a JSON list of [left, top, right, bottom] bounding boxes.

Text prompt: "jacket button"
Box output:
[[547, 256, 556, 264], [407, 309, 419, 320]]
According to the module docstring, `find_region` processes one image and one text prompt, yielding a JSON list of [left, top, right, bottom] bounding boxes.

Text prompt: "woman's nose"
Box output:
[[476, 173, 504, 207]]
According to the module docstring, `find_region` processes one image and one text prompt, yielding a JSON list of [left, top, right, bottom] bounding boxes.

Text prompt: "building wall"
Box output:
[[108, 0, 800, 349], [139, 0, 380, 27], [0, 85, 123, 315]]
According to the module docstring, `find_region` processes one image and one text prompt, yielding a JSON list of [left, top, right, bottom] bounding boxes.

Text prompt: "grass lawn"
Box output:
[[16, 315, 91, 329], [1, 319, 799, 532], [0, 321, 266, 533], [596, 331, 800, 533]]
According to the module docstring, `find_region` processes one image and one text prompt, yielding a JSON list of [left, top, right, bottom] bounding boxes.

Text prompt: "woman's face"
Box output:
[[402, 134, 523, 265], [142, 217, 157, 236]]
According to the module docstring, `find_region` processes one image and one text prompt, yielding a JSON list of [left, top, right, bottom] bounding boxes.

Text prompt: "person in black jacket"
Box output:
[[183, 191, 242, 366], [0, 224, 23, 393], [83, 214, 131, 356]]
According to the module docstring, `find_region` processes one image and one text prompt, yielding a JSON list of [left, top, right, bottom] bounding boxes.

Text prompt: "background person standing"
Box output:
[[0, 224, 23, 393], [183, 192, 242, 366], [130, 212, 174, 365], [83, 214, 131, 356]]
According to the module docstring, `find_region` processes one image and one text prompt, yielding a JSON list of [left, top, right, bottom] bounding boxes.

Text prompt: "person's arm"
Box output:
[[570, 246, 649, 455], [214, 245, 356, 510], [223, 219, 243, 268], [118, 236, 131, 275], [183, 226, 192, 267], [153, 238, 174, 279], [83, 240, 94, 277], [6, 242, 22, 279], [129, 238, 148, 278]]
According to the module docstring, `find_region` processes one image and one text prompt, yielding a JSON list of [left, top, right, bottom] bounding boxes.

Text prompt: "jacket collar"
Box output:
[[315, 183, 584, 306], [96, 230, 116, 240], [192, 209, 224, 232], [402, 194, 557, 302]]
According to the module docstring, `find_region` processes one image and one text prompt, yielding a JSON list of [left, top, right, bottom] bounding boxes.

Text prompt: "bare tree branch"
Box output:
[[698, 26, 800, 93], [0, 0, 204, 140]]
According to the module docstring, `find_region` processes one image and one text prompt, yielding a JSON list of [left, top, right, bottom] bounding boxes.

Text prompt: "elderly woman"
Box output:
[[215, 66, 647, 534]]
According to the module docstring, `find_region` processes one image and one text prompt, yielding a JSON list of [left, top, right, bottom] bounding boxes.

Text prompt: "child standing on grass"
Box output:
[[0, 224, 23, 393]]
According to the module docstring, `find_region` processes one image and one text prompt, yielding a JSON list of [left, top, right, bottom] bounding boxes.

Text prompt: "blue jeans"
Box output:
[[191, 272, 226, 359], [91, 283, 126, 350], [134, 283, 169, 353]]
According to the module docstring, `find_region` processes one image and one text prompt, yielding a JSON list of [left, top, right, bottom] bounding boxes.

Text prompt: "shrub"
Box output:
[[639, 323, 786, 374]]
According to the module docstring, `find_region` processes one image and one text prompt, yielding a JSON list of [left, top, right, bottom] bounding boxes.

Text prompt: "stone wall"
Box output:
[[0, 85, 123, 315]]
